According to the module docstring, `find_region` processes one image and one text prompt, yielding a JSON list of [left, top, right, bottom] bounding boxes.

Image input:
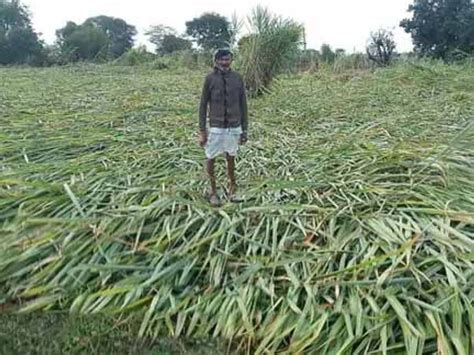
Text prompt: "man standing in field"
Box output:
[[198, 48, 248, 206]]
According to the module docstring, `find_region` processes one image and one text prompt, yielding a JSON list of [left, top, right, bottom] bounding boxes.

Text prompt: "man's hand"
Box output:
[[239, 132, 248, 145], [198, 131, 207, 147]]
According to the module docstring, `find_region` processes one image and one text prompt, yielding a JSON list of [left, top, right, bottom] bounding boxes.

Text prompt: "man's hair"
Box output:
[[214, 48, 233, 61]]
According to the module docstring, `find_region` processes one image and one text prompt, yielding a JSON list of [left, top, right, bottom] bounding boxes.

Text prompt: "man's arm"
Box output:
[[199, 76, 210, 132], [239, 77, 248, 141]]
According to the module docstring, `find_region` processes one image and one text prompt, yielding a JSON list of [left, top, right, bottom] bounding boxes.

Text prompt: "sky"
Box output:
[[22, 0, 414, 53]]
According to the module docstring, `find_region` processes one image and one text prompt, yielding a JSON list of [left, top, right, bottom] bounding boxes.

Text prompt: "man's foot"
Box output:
[[229, 194, 245, 203], [226, 182, 237, 203], [228, 190, 245, 203], [209, 194, 220, 207]]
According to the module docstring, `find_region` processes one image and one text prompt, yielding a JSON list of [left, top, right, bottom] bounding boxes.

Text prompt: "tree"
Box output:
[[0, 0, 28, 29], [366, 29, 397, 66], [146, 25, 192, 54], [161, 34, 192, 54], [146, 25, 175, 50], [83, 16, 136, 58], [400, 0, 474, 60], [335, 48, 346, 57], [185, 13, 231, 50], [0, 0, 43, 65], [320, 44, 335, 63], [57, 22, 109, 61], [57, 21, 102, 61], [56, 16, 136, 61]]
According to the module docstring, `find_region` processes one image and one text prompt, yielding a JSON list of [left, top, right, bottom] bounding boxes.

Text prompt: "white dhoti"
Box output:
[[205, 126, 243, 159]]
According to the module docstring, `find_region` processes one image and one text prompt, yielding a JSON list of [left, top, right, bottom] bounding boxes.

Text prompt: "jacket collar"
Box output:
[[214, 66, 232, 74]]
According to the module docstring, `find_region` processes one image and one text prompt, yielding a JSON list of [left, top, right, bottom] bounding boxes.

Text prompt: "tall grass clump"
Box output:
[[237, 6, 303, 95]]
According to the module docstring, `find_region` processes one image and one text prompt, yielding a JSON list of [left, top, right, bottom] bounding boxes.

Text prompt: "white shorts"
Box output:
[[205, 126, 242, 159]]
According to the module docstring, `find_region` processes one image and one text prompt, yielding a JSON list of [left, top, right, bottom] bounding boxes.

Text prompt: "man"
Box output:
[[198, 48, 248, 206]]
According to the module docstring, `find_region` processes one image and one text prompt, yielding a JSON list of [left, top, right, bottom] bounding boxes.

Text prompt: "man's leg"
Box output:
[[206, 158, 219, 205], [226, 153, 236, 198]]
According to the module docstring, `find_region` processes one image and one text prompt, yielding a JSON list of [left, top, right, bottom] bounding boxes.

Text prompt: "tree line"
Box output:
[[0, 0, 473, 66]]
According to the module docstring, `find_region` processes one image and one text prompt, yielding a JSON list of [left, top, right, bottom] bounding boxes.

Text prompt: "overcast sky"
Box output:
[[23, 0, 414, 52]]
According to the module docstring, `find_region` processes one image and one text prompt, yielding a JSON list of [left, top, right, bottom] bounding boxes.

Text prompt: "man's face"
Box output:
[[217, 54, 232, 69]]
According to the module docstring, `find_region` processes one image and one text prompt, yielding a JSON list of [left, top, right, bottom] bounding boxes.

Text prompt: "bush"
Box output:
[[294, 49, 320, 72], [333, 53, 373, 73], [114, 46, 156, 66]]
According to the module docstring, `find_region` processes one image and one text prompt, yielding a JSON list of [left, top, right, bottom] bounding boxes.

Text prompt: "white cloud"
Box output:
[[23, 0, 414, 52]]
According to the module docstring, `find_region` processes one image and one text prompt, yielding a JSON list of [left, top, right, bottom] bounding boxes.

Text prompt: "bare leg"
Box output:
[[226, 153, 236, 198], [206, 158, 219, 205]]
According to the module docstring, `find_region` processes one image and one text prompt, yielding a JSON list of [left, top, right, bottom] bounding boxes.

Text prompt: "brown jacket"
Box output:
[[199, 67, 248, 133]]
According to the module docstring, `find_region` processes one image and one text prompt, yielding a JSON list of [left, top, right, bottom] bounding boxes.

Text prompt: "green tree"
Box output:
[[161, 34, 192, 54], [57, 22, 98, 61], [146, 25, 175, 50], [83, 16, 136, 58], [56, 22, 109, 61], [320, 44, 335, 63], [56, 21, 78, 44], [0, 0, 43, 65], [146, 25, 192, 54], [400, 0, 474, 60], [185, 13, 231, 50], [335, 48, 346, 57], [56, 16, 136, 62]]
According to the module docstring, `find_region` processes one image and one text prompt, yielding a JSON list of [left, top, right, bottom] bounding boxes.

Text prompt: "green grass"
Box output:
[[1, 60, 473, 354], [0, 313, 227, 354]]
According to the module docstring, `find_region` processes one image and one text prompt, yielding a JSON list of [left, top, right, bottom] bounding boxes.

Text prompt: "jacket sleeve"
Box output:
[[239, 77, 248, 133], [199, 76, 210, 132]]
